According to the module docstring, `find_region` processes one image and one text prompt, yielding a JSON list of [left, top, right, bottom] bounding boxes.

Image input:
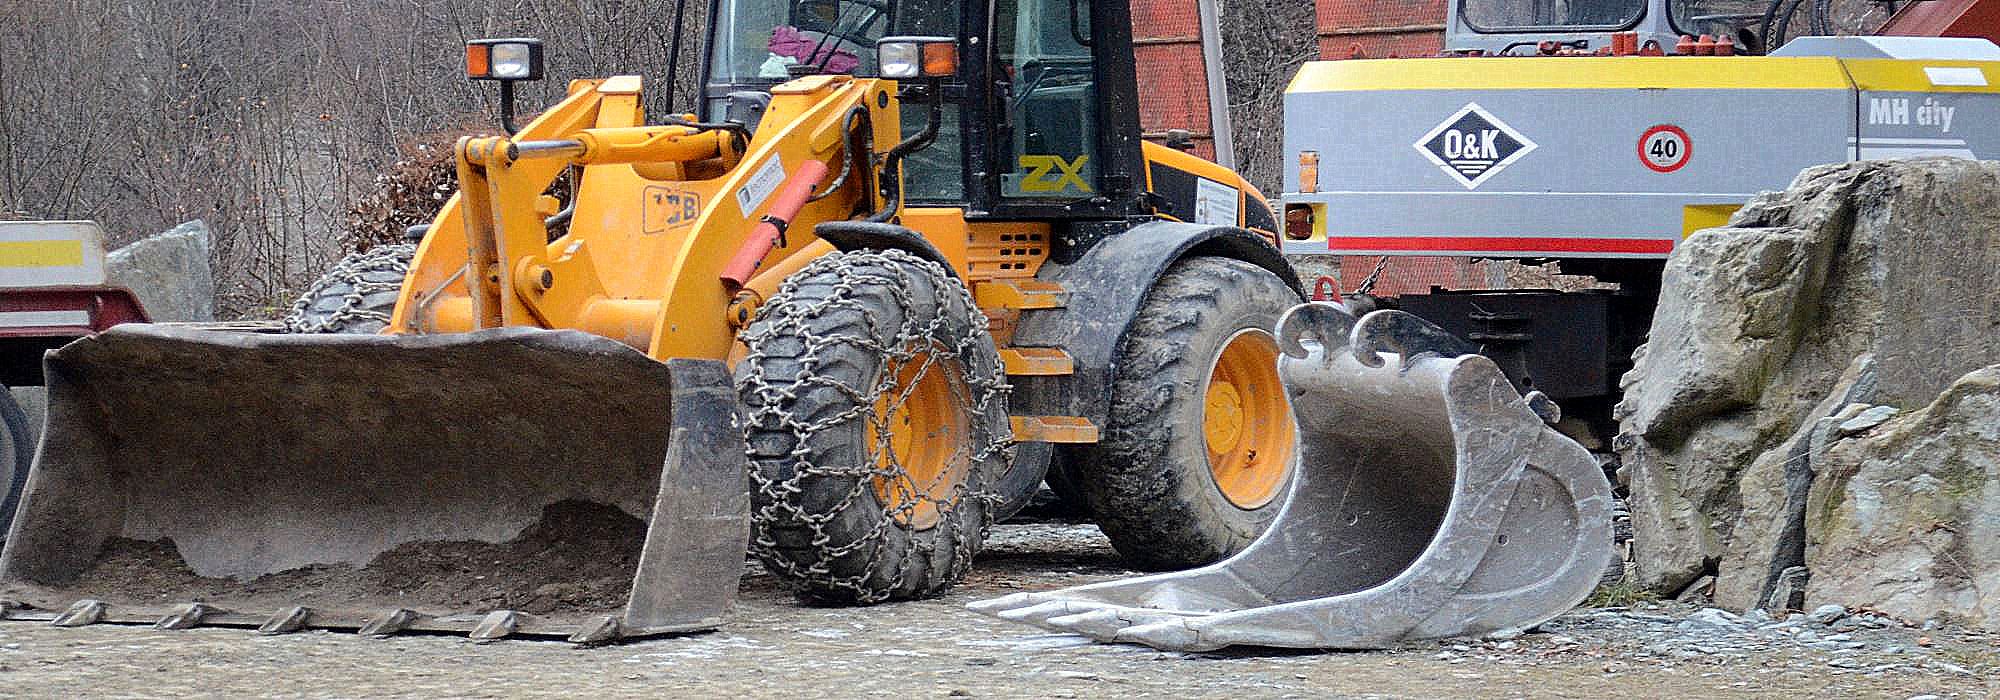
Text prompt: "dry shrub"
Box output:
[[342, 125, 483, 255]]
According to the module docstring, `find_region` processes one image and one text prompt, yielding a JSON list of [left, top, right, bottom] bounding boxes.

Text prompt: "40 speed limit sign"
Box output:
[[1639, 124, 1691, 173]]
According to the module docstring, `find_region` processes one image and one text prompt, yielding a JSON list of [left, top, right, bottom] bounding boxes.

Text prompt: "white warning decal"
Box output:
[[1193, 178, 1239, 226], [736, 157, 787, 216], [1413, 102, 1538, 189]]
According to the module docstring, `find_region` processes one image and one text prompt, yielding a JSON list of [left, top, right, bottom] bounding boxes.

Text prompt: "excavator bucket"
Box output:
[[0, 325, 748, 644], [970, 303, 1612, 651]]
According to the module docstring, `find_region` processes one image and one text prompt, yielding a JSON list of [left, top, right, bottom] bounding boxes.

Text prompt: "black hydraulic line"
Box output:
[[1758, 0, 1788, 51], [663, 115, 753, 153], [810, 106, 871, 205], [663, 0, 690, 109], [869, 82, 942, 223]]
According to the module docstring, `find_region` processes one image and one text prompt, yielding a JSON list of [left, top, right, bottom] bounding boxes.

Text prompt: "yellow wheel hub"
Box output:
[[868, 349, 971, 531], [1203, 329, 1295, 510]]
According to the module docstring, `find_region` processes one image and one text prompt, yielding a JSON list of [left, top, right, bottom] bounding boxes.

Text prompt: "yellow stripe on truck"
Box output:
[[0, 239, 87, 268], [1288, 56, 1856, 93]]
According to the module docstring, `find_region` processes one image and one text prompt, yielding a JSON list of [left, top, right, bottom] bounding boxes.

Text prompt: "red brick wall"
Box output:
[[1317, 0, 1446, 59], [1129, 0, 1219, 159]]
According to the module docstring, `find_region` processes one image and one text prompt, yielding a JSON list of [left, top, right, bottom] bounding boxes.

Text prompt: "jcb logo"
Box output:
[[642, 186, 702, 234], [1018, 155, 1092, 194]]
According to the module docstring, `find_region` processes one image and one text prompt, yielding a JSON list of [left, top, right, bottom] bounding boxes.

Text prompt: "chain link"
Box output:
[[283, 244, 416, 334], [1353, 255, 1392, 297], [736, 249, 1010, 602]]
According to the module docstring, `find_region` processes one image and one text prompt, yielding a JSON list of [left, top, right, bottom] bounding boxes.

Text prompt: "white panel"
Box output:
[[1926, 66, 1990, 87], [1193, 178, 1240, 226], [0, 310, 92, 328], [0, 221, 110, 287]]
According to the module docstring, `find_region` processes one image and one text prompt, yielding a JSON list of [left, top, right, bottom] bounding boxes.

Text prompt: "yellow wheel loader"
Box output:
[[0, 0, 1312, 641]]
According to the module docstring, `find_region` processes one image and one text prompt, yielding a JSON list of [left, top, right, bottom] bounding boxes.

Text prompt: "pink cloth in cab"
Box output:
[[769, 25, 861, 73]]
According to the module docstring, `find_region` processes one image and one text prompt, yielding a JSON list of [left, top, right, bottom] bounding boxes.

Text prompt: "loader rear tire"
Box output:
[[285, 244, 415, 334], [1083, 256, 1300, 570], [0, 385, 33, 545], [736, 249, 1011, 604]]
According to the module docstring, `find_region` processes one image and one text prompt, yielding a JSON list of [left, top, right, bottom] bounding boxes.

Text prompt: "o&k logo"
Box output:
[[1414, 103, 1537, 189]]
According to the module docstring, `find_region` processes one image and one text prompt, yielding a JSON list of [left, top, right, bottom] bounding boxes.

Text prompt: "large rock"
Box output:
[[1617, 158, 2000, 620], [105, 220, 214, 322], [1808, 367, 2000, 626]]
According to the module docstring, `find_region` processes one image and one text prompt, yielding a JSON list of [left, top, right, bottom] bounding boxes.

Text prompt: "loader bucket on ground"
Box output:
[[970, 303, 1612, 651], [0, 325, 748, 644]]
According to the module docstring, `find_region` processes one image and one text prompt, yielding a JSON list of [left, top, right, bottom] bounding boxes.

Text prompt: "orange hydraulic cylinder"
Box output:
[[720, 160, 830, 290]]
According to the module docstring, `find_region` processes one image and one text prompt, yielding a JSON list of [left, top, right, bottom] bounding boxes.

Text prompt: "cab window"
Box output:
[[1460, 0, 1645, 30], [996, 0, 1101, 200]]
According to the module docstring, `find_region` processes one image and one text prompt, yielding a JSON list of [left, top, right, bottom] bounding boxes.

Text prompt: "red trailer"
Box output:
[[0, 221, 150, 536]]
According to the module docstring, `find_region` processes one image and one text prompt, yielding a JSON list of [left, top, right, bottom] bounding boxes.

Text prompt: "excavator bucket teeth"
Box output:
[[971, 303, 1612, 651], [0, 325, 749, 642]]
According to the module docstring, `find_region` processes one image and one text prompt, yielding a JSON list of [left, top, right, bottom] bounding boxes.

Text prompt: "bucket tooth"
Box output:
[[155, 602, 219, 630], [258, 606, 312, 635], [357, 609, 419, 637], [971, 303, 1613, 651], [51, 599, 106, 627], [470, 610, 520, 641], [568, 616, 623, 646]]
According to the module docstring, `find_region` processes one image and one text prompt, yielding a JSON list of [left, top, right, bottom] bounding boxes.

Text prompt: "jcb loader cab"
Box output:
[[0, 0, 1306, 642]]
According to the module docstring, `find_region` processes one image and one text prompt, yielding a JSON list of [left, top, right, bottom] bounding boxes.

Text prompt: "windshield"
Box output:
[[1459, 0, 1645, 31], [709, 0, 958, 84], [1669, 0, 1764, 37]]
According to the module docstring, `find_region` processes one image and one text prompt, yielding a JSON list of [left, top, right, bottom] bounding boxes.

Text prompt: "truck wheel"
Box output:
[[285, 244, 415, 334], [736, 249, 1011, 604], [1084, 256, 1299, 570], [0, 385, 33, 545]]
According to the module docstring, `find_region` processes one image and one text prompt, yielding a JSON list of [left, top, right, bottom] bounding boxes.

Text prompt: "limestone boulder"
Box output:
[[1809, 366, 2000, 627], [1616, 158, 2000, 621], [106, 220, 214, 322]]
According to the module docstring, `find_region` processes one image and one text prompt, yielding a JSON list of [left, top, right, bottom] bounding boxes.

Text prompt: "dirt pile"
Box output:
[[60, 500, 646, 616]]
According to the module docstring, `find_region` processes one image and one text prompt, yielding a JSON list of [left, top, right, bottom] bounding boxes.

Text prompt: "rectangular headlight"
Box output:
[[876, 36, 957, 79], [878, 41, 921, 79], [466, 38, 544, 81]]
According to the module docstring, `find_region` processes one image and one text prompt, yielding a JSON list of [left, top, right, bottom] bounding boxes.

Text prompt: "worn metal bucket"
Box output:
[[0, 325, 748, 643], [970, 303, 1612, 651]]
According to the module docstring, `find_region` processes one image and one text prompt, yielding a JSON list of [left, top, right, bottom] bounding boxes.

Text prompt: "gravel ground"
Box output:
[[0, 520, 1994, 699]]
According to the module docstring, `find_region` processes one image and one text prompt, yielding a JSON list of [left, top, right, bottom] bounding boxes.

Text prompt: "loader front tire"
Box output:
[[736, 249, 1011, 604], [1084, 256, 1300, 570], [285, 244, 415, 334]]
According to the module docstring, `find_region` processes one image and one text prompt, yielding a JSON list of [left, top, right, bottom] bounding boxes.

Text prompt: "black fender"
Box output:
[[1011, 221, 1303, 428], [814, 222, 957, 276]]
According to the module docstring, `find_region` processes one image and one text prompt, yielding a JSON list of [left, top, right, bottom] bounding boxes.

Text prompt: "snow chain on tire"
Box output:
[[284, 244, 416, 334], [736, 249, 1011, 604]]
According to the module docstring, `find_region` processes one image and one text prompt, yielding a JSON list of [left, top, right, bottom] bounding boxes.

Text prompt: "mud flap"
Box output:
[[0, 325, 748, 643], [969, 303, 1612, 651]]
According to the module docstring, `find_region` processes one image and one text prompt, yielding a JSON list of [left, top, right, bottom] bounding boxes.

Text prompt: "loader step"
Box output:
[[999, 347, 1074, 376], [974, 279, 1068, 310], [1009, 415, 1099, 444]]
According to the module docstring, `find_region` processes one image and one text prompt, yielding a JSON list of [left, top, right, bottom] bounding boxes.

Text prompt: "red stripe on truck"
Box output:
[[1327, 236, 1677, 255]]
